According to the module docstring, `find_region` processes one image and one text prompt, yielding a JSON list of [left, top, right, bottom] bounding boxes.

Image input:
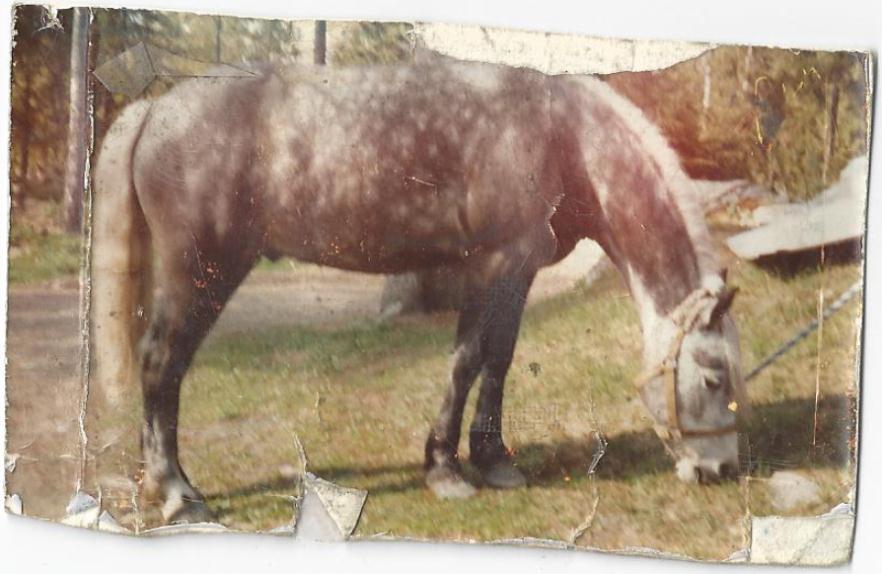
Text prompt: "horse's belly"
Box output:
[[264, 161, 561, 273], [265, 180, 479, 273]]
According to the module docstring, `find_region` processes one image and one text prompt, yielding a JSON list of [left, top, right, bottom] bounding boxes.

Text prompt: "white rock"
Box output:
[[767, 471, 822, 512]]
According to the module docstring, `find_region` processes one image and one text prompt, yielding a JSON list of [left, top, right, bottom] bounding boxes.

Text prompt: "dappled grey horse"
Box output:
[[92, 57, 746, 523]]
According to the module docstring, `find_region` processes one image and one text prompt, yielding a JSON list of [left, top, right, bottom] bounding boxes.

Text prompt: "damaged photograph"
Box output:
[[4, 5, 873, 565]]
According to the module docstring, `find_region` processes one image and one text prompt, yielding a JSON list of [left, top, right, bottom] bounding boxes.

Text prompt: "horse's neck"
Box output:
[[556, 75, 720, 365], [622, 259, 722, 368], [590, 152, 712, 365], [627, 269, 676, 366], [599, 199, 714, 366]]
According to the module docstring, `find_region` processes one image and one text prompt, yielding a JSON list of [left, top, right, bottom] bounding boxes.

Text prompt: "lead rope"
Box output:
[[744, 280, 862, 382]]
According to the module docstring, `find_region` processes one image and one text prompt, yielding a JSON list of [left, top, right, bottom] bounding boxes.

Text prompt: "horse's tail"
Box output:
[[91, 100, 153, 407]]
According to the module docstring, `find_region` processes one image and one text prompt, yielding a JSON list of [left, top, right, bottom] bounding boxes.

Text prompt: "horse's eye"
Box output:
[[703, 373, 723, 390]]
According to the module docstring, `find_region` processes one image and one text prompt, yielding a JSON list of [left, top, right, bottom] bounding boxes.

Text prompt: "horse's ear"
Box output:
[[708, 286, 738, 328]]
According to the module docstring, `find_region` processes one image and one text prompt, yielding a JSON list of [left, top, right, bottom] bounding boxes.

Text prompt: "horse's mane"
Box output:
[[575, 75, 721, 278]]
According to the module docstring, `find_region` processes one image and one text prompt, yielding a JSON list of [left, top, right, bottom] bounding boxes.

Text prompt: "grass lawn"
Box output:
[[7, 228, 82, 285], [6, 227, 297, 286], [90, 255, 859, 559]]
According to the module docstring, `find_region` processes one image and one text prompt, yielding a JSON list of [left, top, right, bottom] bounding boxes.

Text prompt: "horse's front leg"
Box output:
[[468, 272, 535, 489], [424, 224, 553, 497], [424, 267, 537, 497]]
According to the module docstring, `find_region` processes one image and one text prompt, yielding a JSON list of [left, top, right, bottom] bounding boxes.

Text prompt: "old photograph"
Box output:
[[4, 5, 873, 565]]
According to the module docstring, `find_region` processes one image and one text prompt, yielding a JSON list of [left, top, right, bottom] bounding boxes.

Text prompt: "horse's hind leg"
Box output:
[[139, 249, 253, 523]]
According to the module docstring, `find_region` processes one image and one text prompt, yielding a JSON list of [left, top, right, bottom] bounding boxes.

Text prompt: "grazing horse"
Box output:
[[91, 58, 746, 523]]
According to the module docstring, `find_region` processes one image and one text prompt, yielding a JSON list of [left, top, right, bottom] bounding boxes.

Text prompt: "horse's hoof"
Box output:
[[426, 466, 477, 499], [479, 460, 527, 489], [164, 498, 217, 525]]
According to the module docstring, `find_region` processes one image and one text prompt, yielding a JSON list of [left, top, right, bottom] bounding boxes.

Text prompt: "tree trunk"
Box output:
[[14, 75, 33, 209], [740, 46, 753, 93], [314, 20, 327, 65], [215, 16, 223, 63], [821, 81, 840, 186], [699, 54, 712, 139], [62, 7, 90, 232]]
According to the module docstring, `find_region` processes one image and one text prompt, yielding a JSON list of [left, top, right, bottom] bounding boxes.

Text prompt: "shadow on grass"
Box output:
[[515, 429, 667, 484], [740, 393, 854, 474], [751, 239, 861, 278], [517, 393, 853, 483], [208, 464, 427, 502], [209, 393, 852, 505]]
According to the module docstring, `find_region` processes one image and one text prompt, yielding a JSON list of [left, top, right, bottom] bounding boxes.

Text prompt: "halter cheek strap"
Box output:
[[634, 287, 739, 441]]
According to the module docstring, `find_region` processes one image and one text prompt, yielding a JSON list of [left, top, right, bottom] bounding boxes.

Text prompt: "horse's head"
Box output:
[[636, 279, 746, 484]]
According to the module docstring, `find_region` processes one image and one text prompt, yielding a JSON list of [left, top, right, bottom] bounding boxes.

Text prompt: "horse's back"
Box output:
[[133, 60, 566, 273]]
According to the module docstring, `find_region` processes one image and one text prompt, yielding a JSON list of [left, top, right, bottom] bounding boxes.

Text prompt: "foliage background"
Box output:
[[310, 21, 872, 205], [608, 47, 869, 201], [9, 8, 869, 255]]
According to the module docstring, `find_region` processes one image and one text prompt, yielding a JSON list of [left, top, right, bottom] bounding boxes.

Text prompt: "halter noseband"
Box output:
[[634, 286, 739, 441]]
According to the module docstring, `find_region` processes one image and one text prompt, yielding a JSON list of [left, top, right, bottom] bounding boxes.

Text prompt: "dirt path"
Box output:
[[5, 289, 82, 519], [5, 267, 383, 519]]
